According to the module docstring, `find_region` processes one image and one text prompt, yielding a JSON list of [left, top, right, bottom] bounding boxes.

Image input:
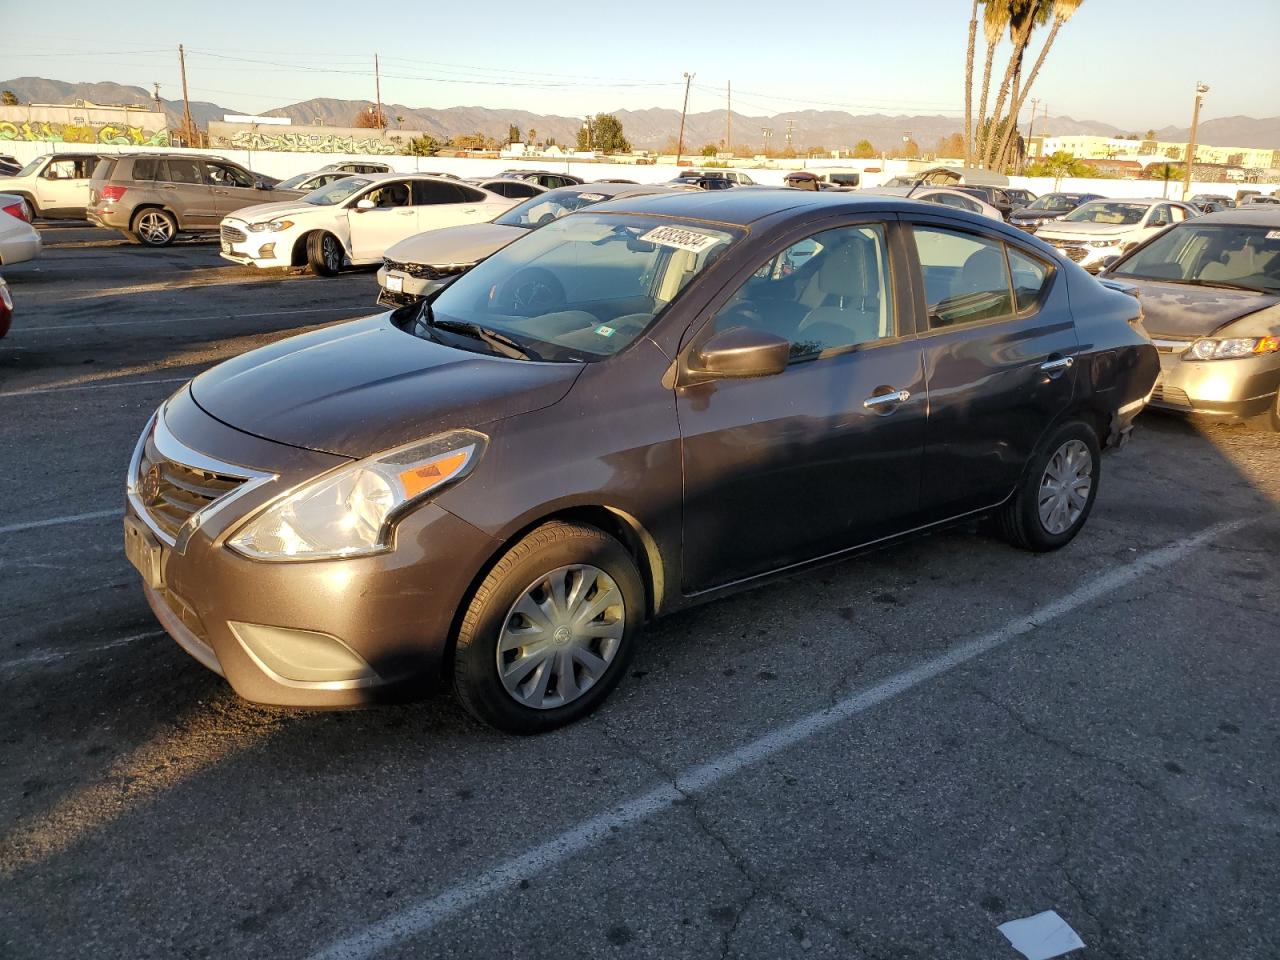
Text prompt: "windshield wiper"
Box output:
[[422, 307, 539, 361], [1169, 277, 1268, 294]]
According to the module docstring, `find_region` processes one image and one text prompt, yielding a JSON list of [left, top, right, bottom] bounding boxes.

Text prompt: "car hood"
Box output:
[[1036, 221, 1134, 239], [224, 200, 329, 223], [189, 314, 583, 458], [1011, 209, 1069, 221], [384, 222, 525, 267], [1119, 278, 1280, 338]]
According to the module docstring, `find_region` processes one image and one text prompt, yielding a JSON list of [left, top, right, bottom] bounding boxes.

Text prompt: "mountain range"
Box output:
[[5, 76, 1280, 152]]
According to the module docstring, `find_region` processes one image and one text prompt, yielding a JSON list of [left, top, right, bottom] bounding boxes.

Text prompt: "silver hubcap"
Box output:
[[1038, 439, 1092, 535], [323, 237, 340, 271], [496, 564, 625, 710], [138, 211, 172, 243]]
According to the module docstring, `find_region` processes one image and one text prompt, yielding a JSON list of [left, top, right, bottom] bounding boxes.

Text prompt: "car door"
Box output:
[[34, 156, 95, 214], [205, 160, 265, 217], [907, 218, 1077, 520], [158, 157, 218, 227], [675, 218, 927, 593], [346, 179, 417, 261], [412, 180, 498, 235]]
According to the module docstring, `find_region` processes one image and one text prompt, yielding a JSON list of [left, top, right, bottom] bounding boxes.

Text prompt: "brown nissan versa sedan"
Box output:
[[124, 190, 1157, 732]]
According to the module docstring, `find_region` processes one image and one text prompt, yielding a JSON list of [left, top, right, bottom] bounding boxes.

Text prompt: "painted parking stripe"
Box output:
[[309, 518, 1247, 960], [14, 304, 370, 335], [0, 377, 190, 399], [0, 631, 163, 673], [0, 509, 120, 535]]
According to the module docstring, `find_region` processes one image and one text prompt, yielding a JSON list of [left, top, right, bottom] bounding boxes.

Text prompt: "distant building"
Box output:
[[1030, 133, 1279, 170], [0, 101, 168, 146], [1077, 158, 1143, 178]]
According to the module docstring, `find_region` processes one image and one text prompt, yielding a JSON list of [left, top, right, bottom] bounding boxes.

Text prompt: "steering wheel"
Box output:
[[492, 268, 567, 316]]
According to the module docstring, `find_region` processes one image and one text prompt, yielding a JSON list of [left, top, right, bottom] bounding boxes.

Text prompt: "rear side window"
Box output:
[[132, 158, 158, 181], [93, 158, 117, 180], [912, 226, 1013, 329], [413, 180, 465, 204], [163, 158, 203, 185]]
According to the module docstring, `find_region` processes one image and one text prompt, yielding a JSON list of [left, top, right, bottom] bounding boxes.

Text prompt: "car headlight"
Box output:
[[246, 219, 295, 233], [1186, 336, 1280, 361], [1088, 238, 1120, 248], [229, 430, 486, 560]]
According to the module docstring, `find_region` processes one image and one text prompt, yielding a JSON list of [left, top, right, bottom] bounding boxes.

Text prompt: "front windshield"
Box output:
[[494, 189, 618, 229], [277, 172, 315, 190], [302, 176, 370, 206], [1111, 223, 1280, 293], [419, 213, 739, 362], [14, 157, 44, 178], [1063, 201, 1148, 225], [1027, 193, 1077, 211]]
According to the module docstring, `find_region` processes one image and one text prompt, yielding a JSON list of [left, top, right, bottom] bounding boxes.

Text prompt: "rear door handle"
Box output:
[[863, 389, 911, 410], [1040, 356, 1074, 372]]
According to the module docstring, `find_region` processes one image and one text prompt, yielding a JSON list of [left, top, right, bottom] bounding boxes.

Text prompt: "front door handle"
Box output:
[[863, 389, 911, 410], [1040, 356, 1075, 373]]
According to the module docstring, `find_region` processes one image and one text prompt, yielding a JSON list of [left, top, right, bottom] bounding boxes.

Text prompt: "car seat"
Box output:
[[795, 239, 882, 345]]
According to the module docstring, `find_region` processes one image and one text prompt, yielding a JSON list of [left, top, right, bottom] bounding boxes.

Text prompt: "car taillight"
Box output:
[[101, 185, 128, 202], [2, 201, 28, 222]]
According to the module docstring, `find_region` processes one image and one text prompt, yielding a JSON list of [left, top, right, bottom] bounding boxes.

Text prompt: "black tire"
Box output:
[[453, 521, 644, 734], [130, 208, 177, 247], [306, 231, 343, 276], [995, 420, 1101, 552]]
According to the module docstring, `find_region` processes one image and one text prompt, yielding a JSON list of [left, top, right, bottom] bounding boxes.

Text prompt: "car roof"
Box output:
[[1193, 206, 1280, 226], [590, 188, 999, 228]]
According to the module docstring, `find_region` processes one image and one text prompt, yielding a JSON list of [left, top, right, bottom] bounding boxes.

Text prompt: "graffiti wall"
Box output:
[[209, 122, 416, 156], [0, 105, 169, 146]]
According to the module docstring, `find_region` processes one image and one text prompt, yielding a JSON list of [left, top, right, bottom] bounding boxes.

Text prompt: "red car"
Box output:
[[0, 276, 12, 339]]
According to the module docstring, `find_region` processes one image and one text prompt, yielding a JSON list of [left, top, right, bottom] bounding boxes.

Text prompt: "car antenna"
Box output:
[[906, 177, 924, 200]]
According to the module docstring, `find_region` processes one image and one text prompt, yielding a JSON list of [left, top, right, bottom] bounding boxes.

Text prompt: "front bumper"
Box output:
[[376, 265, 446, 308], [1149, 345, 1280, 419], [219, 219, 293, 269], [125, 390, 500, 707], [0, 231, 41, 264]]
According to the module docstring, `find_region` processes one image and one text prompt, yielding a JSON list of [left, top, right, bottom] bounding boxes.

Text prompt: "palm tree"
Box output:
[[992, 0, 1084, 169], [963, 0, 980, 168], [982, 0, 1051, 169], [973, 0, 1010, 167]]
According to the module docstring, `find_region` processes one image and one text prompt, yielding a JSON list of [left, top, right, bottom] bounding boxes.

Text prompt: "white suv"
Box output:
[[219, 173, 515, 276], [1036, 198, 1197, 272], [0, 152, 103, 219]]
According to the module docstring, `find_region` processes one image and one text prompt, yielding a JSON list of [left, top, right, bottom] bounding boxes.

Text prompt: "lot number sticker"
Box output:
[[640, 225, 723, 254]]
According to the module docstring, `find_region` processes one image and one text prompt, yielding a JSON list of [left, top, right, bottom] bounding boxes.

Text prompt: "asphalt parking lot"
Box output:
[[1, 224, 1278, 960]]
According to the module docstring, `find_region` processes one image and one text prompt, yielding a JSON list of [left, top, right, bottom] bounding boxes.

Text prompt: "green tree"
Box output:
[[1, 90, 19, 106], [527, 127, 537, 145], [508, 124, 521, 144], [450, 132, 487, 150], [407, 134, 440, 156], [576, 113, 631, 154], [700, 143, 718, 156], [1025, 149, 1090, 187], [852, 139, 877, 158], [1142, 162, 1182, 197]]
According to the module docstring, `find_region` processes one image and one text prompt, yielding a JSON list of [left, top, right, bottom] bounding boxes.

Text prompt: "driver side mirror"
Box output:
[[254, 179, 272, 191], [355, 198, 376, 211], [688, 326, 790, 381], [1096, 255, 1120, 274]]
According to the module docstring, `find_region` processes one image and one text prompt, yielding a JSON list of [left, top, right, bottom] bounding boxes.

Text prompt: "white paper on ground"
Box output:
[[997, 910, 1086, 960]]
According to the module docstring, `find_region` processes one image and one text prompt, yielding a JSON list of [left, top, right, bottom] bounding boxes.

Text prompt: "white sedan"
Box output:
[[861, 185, 1005, 220], [0, 193, 41, 266], [218, 174, 517, 276]]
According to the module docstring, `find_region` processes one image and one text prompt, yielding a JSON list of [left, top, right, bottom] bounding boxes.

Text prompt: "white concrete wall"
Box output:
[[3, 139, 1275, 200]]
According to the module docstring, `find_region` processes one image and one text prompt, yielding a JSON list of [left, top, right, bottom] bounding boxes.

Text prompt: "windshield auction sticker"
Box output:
[[639, 225, 723, 254]]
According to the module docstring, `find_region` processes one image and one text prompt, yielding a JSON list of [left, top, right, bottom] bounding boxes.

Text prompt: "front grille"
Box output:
[[221, 224, 247, 244], [1150, 381, 1192, 408], [135, 434, 247, 540], [1059, 245, 1089, 262], [382, 258, 472, 281], [378, 287, 423, 308]]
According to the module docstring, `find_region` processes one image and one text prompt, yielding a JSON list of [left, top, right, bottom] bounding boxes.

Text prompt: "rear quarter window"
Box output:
[[131, 158, 158, 181]]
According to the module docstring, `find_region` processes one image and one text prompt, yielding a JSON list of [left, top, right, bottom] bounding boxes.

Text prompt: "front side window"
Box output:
[[416, 214, 739, 362], [43, 159, 78, 180], [913, 226, 1013, 329], [205, 162, 253, 188], [363, 181, 411, 207], [712, 224, 895, 361]]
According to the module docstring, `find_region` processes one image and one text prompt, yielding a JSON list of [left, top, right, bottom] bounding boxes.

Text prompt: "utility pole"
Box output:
[[675, 71, 693, 166], [785, 118, 795, 154], [151, 82, 162, 115], [177, 44, 194, 146], [1182, 81, 1209, 200], [726, 81, 731, 156], [375, 53, 384, 127], [1023, 97, 1040, 173]]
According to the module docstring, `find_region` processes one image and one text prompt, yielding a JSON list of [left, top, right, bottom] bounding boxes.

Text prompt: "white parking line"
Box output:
[[14, 304, 368, 334], [0, 631, 162, 673], [0, 377, 190, 399], [308, 518, 1247, 960], [0, 509, 120, 535]]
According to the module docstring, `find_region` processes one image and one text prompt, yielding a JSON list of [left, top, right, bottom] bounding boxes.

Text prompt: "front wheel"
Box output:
[[453, 522, 644, 734], [131, 208, 177, 247], [306, 231, 343, 276], [995, 420, 1101, 552]]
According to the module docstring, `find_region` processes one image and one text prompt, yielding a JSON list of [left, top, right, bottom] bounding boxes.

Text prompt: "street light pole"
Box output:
[[675, 71, 693, 167], [1182, 81, 1208, 200]]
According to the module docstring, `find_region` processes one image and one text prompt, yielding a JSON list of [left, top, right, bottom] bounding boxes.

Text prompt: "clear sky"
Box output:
[[5, 0, 1278, 129]]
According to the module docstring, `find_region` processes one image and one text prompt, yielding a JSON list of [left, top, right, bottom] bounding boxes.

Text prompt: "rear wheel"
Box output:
[[306, 231, 343, 276], [130, 208, 176, 247], [995, 420, 1100, 552], [453, 522, 644, 734]]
